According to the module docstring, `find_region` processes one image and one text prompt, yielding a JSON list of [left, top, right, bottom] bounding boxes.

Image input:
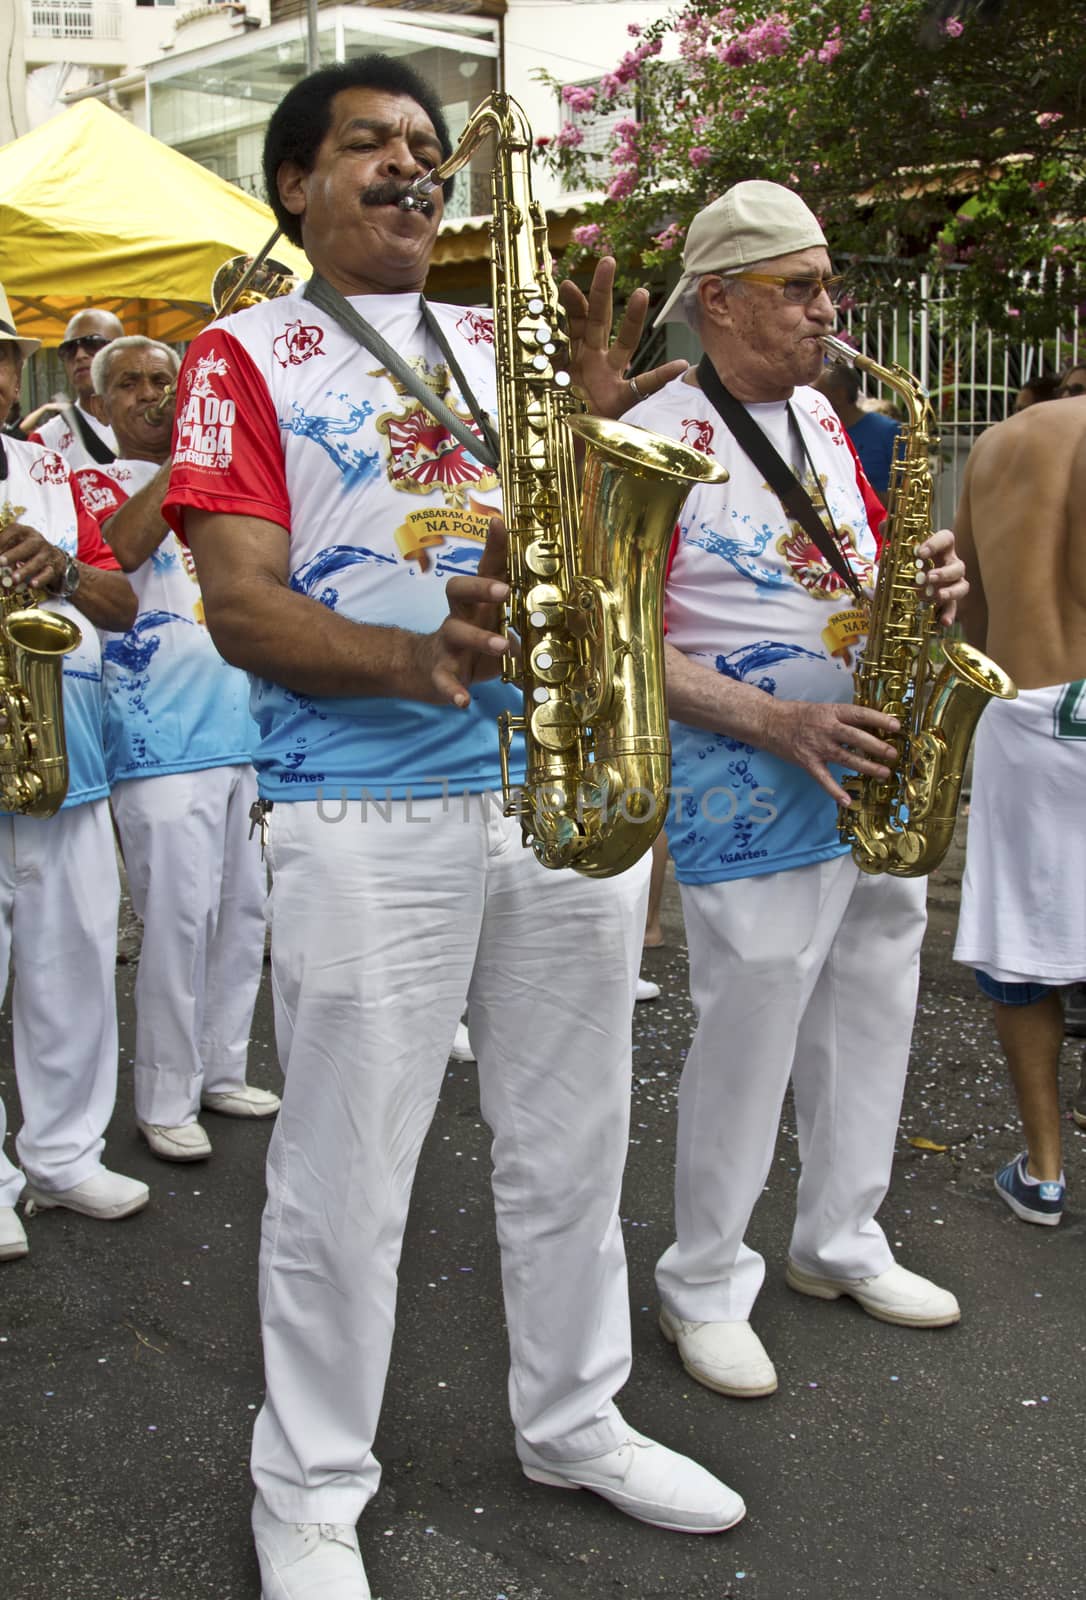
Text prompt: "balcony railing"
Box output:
[[28, 1, 124, 41]]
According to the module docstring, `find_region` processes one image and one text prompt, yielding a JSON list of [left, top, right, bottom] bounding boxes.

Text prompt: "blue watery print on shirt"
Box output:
[[716, 639, 825, 689], [150, 543, 179, 575], [104, 609, 197, 727], [687, 515, 786, 589], [433, 544, 483, 578], [290, 545, 397, 611], [280, 393, 379, 489], [667, 637, 842, 880]]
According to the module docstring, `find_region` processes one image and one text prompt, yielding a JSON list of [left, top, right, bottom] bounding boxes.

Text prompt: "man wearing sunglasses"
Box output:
[[27, 309, 123, 469], [616, 180, 968, 1401]]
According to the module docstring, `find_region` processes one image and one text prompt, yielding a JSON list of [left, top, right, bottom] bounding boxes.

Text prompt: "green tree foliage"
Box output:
[[536, 0, 1084, 340]]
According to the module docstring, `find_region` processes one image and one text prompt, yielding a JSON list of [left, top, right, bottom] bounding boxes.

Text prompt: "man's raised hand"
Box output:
[[558, 257, 688, 420]]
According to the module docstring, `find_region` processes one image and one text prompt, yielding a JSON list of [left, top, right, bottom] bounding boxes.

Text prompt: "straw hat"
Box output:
[[655, 180, 827, 327], [0, 286, 42, 357]]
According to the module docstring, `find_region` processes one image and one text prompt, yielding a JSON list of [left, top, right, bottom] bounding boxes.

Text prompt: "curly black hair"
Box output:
[[263, 54, 455, 248]]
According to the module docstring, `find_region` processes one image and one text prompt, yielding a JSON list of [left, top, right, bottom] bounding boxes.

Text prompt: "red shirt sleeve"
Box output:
[[72, 486, 121, 571], [662, 522, 682, 635], [72, 466, 127, 527], [162, 326, 290, 543]]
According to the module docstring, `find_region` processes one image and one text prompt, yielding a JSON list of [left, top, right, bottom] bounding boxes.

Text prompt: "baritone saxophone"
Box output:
[[0, 501, 82, 817], [820, 334, 1016, 876], [401, 94, 727, 876]]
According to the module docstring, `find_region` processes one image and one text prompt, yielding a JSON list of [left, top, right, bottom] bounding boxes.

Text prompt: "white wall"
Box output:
[[503, 0, 664, 211]]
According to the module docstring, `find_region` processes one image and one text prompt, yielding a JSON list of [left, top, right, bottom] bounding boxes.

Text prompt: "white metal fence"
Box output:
[[836, 266, 1082, 527]]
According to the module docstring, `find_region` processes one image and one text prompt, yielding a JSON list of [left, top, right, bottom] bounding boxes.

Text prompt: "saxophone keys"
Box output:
[[530, 637, 576, 683], [530, 696, 581, 752]]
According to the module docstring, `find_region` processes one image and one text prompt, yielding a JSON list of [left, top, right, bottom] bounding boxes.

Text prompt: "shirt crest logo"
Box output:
[[76, 468, 123, 518], [454, 310, 494, 347], [273, 321, 326, 368], [186, 350, 229, 399], [681, 417, 715, 454], [374, 360, 498, 508], [29, 450, 68, 487]]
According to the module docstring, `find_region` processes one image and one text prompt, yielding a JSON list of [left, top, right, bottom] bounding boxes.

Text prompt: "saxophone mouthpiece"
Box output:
[[399, 174, 437, 215]]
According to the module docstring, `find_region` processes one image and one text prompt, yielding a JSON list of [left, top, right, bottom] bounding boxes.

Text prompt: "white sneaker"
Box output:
[[449, 1021, 475, 1063], [23, 1168, 149, 1221], [201, 1084, 281, 1119], [252, 1492, 370, 1599], [138, 1121, 212, 1162], [0, 1204, 28, 1259], [636, 976, 661, 1002], [519, 1426, 745, 1534], [659, 1306, 778, 1398], [785, 1259, 961, 1328]]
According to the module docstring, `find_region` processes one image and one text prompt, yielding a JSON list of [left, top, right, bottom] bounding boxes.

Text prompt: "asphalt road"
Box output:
[[2, 823, 1084, 1600]]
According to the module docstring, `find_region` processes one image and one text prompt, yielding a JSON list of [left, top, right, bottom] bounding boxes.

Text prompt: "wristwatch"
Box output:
[[56, 554, 81, 599]]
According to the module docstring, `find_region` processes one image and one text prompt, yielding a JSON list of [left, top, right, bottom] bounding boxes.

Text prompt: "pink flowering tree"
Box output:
[[536, 0, 1085, 339]]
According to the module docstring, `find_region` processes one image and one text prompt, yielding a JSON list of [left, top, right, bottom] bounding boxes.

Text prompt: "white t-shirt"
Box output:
[[627, 375, 883, 883], [1, 436, 116, 808], [31, 405, 118, 471], [73, 459, 255, 784], [162, 288, 514, 803]]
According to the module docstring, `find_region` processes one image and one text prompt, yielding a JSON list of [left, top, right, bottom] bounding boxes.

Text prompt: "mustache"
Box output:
[[360, 179, 420, 208]]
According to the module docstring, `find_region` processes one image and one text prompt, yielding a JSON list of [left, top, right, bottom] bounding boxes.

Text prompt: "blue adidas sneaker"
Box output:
[[994, 1153, 1065, 1226]]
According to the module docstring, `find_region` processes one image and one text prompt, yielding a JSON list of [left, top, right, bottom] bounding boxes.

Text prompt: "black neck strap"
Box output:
[[303, 275, 500, 470], [696, 354, 865, 605], [67, 403, 116, 466]]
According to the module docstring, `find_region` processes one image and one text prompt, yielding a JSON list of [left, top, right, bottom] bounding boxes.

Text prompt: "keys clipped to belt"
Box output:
[[249, 798, 273, 857]]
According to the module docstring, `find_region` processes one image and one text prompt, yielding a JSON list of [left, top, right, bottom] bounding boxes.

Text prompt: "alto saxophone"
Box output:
[[402, 94, 726, 876], [0, 501, 82, 817], [820, 335, 1016, 876]]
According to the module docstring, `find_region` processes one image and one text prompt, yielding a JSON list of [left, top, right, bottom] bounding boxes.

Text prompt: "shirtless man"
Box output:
[[953, 396, 1086, 1225]]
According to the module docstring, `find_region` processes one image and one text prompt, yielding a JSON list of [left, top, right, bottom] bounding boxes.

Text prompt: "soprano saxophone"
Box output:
[[0, 501, 82, 817], [401, 94, 726, 876], [821, 335, 1016, 876]]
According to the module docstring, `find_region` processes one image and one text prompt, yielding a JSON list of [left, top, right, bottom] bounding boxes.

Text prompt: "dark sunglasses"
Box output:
[[58, 335, 111, 359], [1058, 381, 1086, 398]]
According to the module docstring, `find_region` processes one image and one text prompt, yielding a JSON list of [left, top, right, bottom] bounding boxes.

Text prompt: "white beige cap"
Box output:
[[0, 285, 41, 357], [655, 180, 827, 327]]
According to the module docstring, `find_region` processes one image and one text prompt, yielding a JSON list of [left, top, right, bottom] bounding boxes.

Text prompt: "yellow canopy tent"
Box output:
[[0, 99, 309, 346]]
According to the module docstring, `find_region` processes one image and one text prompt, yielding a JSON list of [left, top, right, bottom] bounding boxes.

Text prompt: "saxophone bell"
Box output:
[[450, 91, 728, 877], [0, 506, 81, 818]]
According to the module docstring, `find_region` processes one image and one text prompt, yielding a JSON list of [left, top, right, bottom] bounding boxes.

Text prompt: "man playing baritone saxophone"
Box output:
[[0, 288, 146, 1265], [952, 397, 1086, 1225], [614, 182, 969, 1398], [162, 56, 742, 1600], [72, 337, 273, 1168]]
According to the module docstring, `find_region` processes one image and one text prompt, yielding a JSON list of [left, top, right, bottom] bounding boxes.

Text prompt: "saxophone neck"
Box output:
[[400, 94, 520, 210], [818, 333, 932, 436]]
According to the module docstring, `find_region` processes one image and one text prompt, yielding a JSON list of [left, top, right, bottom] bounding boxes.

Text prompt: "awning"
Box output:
[[0, 99, 308, 344]]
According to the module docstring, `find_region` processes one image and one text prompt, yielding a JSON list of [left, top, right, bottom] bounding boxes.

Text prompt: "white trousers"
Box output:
[[656, 854, 927, 1324], [252, 797, 649, 1524], [0, 800, 121, 1201], [112, 765, 266, 1126]]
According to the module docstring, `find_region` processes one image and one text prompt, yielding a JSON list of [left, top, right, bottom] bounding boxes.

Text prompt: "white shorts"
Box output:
[[955, 682, 1086, 984]]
